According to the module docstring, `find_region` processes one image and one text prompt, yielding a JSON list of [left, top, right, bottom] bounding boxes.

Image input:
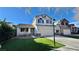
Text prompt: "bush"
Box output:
[[0, 20, 15, 44]]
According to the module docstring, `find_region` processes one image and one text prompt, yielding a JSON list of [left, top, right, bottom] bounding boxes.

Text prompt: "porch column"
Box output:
[[28, 28, 31, 33]]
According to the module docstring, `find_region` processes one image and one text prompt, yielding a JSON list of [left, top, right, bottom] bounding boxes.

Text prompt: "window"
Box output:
[[61, 22, 64, 25], [38, 18, 44, 23], [56, 30, 59, 34], [20, 28, 25, 32], [26, 28, 28, 32], [20, 28, 28, 32], [66, 23, 68, 25], [46, 20, 49, 23], [46, 20, 52, 24], [50, 20, 52, 24]]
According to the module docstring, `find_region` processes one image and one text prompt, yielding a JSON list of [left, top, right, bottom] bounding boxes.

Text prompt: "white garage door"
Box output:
[[37, 25, 53, 36], [63, 29, 71, 35]]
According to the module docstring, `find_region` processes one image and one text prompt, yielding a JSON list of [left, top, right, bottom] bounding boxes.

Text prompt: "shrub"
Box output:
[[0, 20, 15, 44]]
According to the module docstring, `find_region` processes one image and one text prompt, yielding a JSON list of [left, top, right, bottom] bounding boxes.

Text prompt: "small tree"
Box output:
[[0, 19, 15, 44]]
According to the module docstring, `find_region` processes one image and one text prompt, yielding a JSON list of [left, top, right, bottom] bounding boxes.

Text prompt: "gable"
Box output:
[[33, 14, 53, 25], [35, 14, 52, 21]]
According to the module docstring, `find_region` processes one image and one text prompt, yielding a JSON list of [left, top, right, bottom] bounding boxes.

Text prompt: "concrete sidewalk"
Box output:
[[46, 36, 79, 51]]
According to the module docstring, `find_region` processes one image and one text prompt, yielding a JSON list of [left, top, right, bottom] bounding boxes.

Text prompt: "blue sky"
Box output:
[[0, 7, 78, 26]]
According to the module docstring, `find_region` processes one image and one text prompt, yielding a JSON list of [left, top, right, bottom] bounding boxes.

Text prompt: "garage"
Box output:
[[37, 25, 53, 36]]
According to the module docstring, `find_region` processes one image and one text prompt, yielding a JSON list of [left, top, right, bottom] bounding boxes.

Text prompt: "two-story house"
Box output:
[[32, 14, 53, 36], [16, 14, 71, 37], [55, 18, 71, 35]]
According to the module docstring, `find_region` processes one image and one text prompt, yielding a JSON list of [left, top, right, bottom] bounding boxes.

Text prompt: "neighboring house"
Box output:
[[17, 14, 72, 37], [77, 28, 79, 34], [55, 18, 71, 35], [69, 24, 79, 34]]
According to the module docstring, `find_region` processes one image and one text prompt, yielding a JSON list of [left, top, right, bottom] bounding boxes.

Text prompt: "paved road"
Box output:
[[46, 36, 79, 51]]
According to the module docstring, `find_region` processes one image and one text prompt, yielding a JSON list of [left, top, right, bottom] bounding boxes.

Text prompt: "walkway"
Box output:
[[46, 36, 79, 51]]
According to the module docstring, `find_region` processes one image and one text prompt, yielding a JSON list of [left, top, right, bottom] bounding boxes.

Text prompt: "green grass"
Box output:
[[34, 38, 64, 48], [0, 38, 64, 51]]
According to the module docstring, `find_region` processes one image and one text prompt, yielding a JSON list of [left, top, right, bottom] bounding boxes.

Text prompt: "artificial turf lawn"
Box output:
[[0, 38, 64, 51]]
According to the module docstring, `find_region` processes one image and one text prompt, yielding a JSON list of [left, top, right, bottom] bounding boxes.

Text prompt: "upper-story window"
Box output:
[[66, 22, 68, 25], [46, 20, 52, 24], [61, 22, 64, 25], [46, 20, 49, 23], [50, 20, 52, 24], [38, 18, 44, 23]]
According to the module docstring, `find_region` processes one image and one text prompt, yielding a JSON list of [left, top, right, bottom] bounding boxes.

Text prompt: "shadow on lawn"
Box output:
[[1, 38, 54, 51], [62, 35, 79, 39]]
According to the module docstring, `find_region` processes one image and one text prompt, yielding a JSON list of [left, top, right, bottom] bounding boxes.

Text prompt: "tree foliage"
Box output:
[[0, 19, 15, 44]]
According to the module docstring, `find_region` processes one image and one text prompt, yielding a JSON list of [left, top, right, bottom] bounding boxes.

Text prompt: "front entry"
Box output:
[[30, 28, 35, 35]]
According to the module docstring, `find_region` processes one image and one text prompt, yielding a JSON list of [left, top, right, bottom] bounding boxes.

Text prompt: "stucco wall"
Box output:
[[55, 25, 61, 34], [17, 27, 31, 36], [37, 25, 53, 36]]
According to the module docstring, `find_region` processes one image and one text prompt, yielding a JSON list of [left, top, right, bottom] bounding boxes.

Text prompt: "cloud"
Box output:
[[25, 7, 51, 15], [25, 7, 32, 15], [24, 7, 70, 15], [24, 7, 75, 19], [17, 7, 32, 15], [39, 7, 64, 17], [74, 7, 79, 20]]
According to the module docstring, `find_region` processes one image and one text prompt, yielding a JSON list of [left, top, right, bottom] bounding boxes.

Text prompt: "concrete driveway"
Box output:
[[46, 35, 79, 51]]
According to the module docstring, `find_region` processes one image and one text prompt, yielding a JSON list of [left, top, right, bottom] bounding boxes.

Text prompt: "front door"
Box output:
[[56, 30, 59, 34], [30, 28, 35, 35]]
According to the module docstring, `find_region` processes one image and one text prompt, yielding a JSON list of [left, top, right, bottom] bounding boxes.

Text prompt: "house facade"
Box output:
[[55, 18, 71, 35], [16, 14, 72, 37], [17, 24, 35, 36], [32, 14, 54, 36], [69, 24, 79, 34]]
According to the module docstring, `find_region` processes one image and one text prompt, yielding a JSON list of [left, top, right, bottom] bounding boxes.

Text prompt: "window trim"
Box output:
[[38, 18, 44, 23], [20, 28, 25, 32], [20, 28, 28, 32], [46, 20, 49, 23]]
